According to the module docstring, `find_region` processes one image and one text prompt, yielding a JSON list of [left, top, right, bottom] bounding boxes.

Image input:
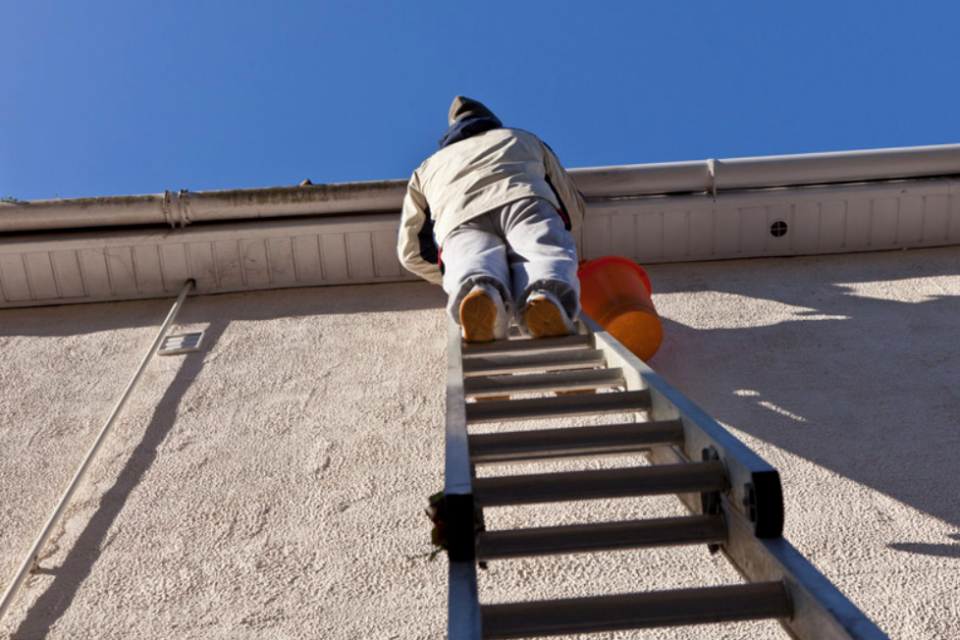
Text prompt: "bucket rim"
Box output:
[[578, 256, 652, 294]]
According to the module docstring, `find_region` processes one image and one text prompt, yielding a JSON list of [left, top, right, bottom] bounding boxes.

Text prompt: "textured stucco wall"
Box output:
[[1, 247, 959, 639]]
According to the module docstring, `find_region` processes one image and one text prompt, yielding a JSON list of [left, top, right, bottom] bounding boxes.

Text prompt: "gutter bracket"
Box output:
[[178, 189, 192, 228], [162, 190, 192, 229], [707, 159, 719, 200], [162, 191, 175, 228]]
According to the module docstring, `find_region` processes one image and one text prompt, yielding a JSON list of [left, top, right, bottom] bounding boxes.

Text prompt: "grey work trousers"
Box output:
[[441, 197, 581, 330]]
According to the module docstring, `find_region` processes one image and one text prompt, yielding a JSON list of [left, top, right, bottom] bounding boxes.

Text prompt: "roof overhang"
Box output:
[[1, 144, 958, 308]]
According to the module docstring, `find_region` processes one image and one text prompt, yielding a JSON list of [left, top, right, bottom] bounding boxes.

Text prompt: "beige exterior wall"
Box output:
[[2, 246, 959, 638]]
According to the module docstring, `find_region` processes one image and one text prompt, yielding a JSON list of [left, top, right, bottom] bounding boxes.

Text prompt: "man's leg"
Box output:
[[441, 216, 513, 342], [499, 198, 581, 337]]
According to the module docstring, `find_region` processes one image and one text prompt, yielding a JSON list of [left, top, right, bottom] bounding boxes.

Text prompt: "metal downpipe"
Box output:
[[0, 279, 195, 624]]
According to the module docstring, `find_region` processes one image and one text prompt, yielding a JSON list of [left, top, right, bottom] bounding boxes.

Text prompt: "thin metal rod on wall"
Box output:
[[0, 279, 195, 624]]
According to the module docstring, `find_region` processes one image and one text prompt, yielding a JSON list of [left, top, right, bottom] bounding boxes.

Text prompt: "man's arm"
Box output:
[[397, 171, 444, 285], [541, 141, 586, 233]]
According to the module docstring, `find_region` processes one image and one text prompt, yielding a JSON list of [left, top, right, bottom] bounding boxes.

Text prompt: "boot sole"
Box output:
[[460, 289, 498, 343], [525, 298, 573, 338]]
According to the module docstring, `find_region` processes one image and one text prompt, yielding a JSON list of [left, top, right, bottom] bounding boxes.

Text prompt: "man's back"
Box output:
[[412, 127, 579, 246], [397, 96, 584, 341]]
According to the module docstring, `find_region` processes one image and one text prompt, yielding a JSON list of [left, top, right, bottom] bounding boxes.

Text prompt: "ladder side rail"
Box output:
[[444, 320, 482, 639], [724, 511, 889, 640], [651, 445, 888, 639], [581, 315, 888, 640], [449, 561, 483, 640], [445, 318, 474, 500], [582, 315, 782, 537]]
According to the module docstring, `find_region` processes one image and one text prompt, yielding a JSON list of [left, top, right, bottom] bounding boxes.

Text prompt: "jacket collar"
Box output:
[[438, 115, 502, 149]]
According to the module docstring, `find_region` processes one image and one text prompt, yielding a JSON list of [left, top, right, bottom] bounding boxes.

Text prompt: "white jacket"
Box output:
[[397, 127, 585, 285]]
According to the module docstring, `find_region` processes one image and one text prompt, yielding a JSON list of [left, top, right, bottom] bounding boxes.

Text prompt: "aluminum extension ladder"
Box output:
[[441, 315, 887, 639]]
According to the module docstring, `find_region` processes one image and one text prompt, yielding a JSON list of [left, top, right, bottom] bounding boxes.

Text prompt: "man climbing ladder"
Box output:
[[397, 96, 586, 341]]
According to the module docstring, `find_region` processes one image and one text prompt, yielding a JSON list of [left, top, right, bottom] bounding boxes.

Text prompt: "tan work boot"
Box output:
[[459, 286, 506, 343], [524, 291, 575, 338]]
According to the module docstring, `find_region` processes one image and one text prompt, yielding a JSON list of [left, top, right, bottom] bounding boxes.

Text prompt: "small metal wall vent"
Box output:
[[158, 331, 205, 356], [770, 220, 789, 237]]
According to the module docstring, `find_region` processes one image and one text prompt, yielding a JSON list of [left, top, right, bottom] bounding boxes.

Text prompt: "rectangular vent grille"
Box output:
[[159, 331, 204, 355]]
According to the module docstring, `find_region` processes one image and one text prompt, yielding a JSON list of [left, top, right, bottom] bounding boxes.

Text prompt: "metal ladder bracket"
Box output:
[[445, 492, 481, 562]]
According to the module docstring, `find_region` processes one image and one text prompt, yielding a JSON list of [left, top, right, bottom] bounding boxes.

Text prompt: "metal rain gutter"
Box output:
[[1, 143, 959, 235], [0, 180, 409, 235], [573, 142, 960, 199]]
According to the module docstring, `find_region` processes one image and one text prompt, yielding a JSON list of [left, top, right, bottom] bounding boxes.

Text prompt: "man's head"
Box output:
[[448, 96, 501, 126]]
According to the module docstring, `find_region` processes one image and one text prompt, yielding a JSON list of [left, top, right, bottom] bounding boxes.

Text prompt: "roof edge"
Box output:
[[2, 143, 959, 235]]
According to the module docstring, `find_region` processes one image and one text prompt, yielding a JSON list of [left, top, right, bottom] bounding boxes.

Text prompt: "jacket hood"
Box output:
[[448, 96, 501, 126]]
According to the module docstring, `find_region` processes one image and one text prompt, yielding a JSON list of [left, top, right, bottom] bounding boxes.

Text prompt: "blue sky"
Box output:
[[2, 1, 958, 201]]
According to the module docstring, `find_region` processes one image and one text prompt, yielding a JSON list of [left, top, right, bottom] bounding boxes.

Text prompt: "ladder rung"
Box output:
[[480, 582, 792, 638], [473, 461, 728, 506], [477, 514, 726, 560], [461, 334, 592, 357], [466, 390, 650, 424], [469, 420, 684, 464], [462, 349, 606, 377], [464, 368, 625, 398]]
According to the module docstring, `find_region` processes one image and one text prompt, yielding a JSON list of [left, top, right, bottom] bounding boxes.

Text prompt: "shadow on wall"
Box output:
[[10, 320, 227, 639], [0, 281, 447, 338], [889, 534, 960, 559], [643, 246, 960, 537], [5, 279, 450, 637]]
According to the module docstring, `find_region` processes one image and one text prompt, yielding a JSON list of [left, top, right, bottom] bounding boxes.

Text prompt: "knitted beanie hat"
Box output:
[[448, 96, 500, 126]]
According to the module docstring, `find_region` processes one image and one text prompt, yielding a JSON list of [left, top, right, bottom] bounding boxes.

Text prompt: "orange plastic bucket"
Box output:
[[578, 256, 662, 361]]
